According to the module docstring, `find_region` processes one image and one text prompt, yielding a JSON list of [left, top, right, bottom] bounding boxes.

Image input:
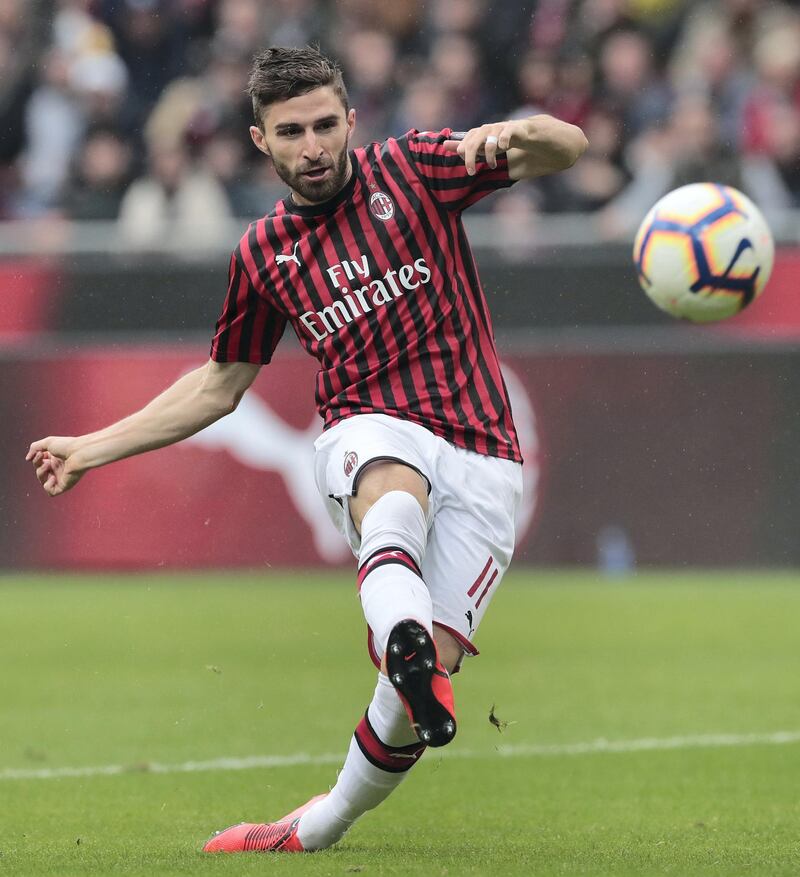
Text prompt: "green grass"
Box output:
[[1, 570, 800, 876]]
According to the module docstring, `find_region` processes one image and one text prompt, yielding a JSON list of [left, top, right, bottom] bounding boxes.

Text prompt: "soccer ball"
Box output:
[[633, 183, 774, 322]]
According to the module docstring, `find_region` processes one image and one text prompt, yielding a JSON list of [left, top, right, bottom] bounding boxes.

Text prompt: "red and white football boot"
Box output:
[[202, 793, 327, 853], [385, 619, 456, 747]]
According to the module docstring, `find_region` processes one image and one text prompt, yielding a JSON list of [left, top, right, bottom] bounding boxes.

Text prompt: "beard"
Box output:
[[272, 139, 351, 205]]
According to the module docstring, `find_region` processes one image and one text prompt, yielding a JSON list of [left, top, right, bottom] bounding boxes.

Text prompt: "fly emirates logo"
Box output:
[[299, 254, 432, 341]]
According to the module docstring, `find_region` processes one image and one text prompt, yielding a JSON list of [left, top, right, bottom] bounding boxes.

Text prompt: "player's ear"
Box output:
[[250, 125, 270, 157], [347, 108, 356, 136]]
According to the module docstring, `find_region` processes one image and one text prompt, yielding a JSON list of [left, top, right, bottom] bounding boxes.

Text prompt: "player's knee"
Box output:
[[357, 489, 429, 568], [351, 462, 429, 535]]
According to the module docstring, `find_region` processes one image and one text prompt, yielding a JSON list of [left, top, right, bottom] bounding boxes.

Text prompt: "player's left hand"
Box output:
[[443, 122, 522, 176]]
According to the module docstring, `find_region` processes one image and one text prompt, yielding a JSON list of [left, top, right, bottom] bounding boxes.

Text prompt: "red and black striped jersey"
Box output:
[[210, 128, 522, 462]]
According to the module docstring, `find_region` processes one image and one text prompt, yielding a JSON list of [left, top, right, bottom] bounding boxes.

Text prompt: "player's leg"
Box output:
[[296, 455, 457, 851], [298, 445, 522, 849]]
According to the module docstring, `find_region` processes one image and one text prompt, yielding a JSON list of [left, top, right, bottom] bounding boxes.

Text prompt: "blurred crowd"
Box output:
[[1, 0, 800, 244]]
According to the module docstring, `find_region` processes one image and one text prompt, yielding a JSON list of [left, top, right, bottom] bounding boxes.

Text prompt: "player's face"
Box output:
[[251, 86, 356, 206]]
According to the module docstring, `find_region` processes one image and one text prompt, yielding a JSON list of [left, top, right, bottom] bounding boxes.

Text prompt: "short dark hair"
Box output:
[[247, 45, 349, 129]]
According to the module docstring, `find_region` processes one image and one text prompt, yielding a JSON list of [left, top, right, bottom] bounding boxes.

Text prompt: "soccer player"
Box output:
[[27, 46, 587, 853]]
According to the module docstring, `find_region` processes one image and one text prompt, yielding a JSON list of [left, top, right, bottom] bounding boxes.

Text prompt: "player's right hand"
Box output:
[[26, 437, 85, 496]]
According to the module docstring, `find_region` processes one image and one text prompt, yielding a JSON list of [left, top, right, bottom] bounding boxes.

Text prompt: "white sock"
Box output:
[[296, 674, 425, 851], [357, 491, 433, 654]]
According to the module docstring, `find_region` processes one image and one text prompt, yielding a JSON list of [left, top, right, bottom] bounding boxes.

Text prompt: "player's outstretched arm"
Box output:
[[444, 115, 588, 179], [26, 359, 260, 496]]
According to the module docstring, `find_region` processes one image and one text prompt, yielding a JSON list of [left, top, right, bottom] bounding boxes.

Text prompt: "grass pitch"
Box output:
[[2, 569, 799, 876]]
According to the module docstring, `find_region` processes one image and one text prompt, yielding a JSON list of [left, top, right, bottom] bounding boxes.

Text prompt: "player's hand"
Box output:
[[25, 437, 86, 496], [442, 122, 521, 176]]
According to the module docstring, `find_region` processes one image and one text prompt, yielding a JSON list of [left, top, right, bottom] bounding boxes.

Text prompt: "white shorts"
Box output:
[[313, 413, 523, 664]]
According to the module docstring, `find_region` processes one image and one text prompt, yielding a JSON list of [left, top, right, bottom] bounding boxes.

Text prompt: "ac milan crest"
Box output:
[[369, 191, 395, 222], [344, 450, 358, 476]]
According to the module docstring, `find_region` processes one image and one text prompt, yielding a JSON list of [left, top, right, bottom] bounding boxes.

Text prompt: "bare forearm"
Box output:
[[70, 364, 236, 471], [507, 115, 588, 178], [27, 359, 260, 497]]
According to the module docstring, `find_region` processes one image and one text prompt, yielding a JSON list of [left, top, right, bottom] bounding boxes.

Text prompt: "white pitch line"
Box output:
[[3, 730, 800, 782]]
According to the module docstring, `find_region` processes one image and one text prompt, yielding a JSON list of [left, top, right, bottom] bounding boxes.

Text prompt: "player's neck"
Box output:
[[290, 156, 353, 208]]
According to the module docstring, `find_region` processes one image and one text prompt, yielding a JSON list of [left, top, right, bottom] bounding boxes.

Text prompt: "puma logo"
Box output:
[[275, 241, 301, 268]]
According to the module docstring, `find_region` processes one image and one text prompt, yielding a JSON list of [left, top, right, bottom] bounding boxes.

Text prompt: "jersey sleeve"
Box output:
[[210, 248, 287, 364], [403, 128, 516, 212]]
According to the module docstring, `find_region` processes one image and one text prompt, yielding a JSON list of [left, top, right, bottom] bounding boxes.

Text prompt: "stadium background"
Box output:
[[1, 0, 799, 570]]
